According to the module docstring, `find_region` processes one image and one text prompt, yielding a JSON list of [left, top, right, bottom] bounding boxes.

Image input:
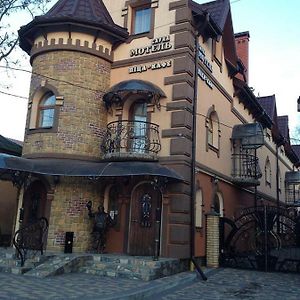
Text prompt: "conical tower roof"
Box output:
[[44, 0, 116, 27], [19, 0, 128, 54]]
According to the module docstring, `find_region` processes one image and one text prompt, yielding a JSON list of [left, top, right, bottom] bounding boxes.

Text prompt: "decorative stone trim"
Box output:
[[30, 38, 113, 64]]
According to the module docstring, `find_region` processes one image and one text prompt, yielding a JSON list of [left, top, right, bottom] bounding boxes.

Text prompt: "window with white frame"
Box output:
[[206, 108, 220, 153], [37, 92, 56, 128]]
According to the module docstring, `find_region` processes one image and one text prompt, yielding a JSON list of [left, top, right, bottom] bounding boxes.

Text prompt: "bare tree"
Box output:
[[0, 0, 51, 64]]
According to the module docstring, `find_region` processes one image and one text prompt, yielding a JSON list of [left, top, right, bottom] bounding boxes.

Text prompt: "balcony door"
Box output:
[[130, 101, 147, 153]]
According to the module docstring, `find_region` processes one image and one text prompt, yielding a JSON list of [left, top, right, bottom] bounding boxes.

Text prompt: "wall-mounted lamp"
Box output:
[[297, 96, 300, 112]]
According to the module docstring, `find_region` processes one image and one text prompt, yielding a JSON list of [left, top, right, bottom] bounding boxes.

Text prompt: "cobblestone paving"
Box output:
[[158, 268, 300, 300], [0, 273, 147, 299], [0, 268, 299, 299]]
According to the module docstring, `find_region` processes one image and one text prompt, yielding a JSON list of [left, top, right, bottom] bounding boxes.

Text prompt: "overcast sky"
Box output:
[[0, 0, 299, 141]]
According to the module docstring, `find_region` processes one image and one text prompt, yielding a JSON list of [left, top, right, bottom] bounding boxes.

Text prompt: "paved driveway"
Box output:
[[158, 268, 300, 300], [0, 268, 299, 299]]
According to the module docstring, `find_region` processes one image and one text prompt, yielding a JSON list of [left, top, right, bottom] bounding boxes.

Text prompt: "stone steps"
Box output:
[[0, 248, 187, 281], [78, 255, 186, 281], [79, 261, 161, 280], [0, 248, 52, 275], [24, 254, 91, 278]]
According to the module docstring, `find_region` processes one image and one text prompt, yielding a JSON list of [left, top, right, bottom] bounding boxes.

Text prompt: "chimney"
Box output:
[[234, 31, 250, 83]]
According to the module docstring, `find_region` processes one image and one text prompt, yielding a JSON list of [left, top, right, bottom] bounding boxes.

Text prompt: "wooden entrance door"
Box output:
[[128, 183, 161, 256]]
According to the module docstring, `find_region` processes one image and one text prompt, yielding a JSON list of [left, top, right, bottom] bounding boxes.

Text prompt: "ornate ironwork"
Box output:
[[101, 120, 161, 159], [220, 206, 300, 273], [285, 186, 300, 207], [13, 217, 49, 267], [140, 193, 152, 227], [231, 153, 262, 186]]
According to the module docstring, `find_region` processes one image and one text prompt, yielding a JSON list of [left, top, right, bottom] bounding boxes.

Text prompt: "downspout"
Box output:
[[276, 144, 280, 233], [190, 13, 209, 281]]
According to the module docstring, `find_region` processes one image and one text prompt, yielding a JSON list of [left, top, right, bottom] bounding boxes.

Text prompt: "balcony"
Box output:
[[101, 120, 161, 160], [231, 153, 262, 186]]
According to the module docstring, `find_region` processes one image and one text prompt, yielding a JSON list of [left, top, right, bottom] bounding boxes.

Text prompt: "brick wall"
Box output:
[[46, 177, 102, 252], [23, 50, 110, 159], [206, 213, 220, 268]]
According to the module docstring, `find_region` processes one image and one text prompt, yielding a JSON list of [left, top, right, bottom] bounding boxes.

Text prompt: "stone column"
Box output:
[[206, 212, 220, 268]]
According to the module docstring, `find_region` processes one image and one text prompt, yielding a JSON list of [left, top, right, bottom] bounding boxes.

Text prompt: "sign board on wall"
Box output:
[[130, 36, 172, 57], [198, 44, 213, 89], [129, 60, 172, 74]]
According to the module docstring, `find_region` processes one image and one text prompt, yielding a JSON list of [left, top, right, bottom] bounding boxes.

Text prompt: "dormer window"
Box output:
[[133, 6, 151, 34]]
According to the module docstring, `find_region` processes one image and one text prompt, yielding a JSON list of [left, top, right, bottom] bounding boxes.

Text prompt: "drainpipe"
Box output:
[[276, 144, 280, 233], [254, 148, 258, 209], [190, 14, 209, 281]]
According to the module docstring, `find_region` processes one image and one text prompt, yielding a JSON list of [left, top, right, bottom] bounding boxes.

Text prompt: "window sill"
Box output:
[[27, 127, 56, 134], [127, 31, 153, 43], [208, 144, 220, 157]]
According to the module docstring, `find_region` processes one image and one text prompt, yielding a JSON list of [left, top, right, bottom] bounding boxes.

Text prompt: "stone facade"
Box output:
[[47, 177, 102, 252], [23, 51, 110, 160]]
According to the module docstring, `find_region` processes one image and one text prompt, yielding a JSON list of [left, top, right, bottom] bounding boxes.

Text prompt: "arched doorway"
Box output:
[[22, 181, 48, 226], [128, 182, 161, 256]]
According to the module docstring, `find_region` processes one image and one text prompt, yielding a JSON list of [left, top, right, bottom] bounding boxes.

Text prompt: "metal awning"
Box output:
[[0, 154, 182, 181], [103, 79, 166, 109], [231, 123, 264, 149]]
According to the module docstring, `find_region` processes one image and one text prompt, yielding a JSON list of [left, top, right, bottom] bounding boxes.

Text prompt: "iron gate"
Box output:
[[220, 206, 300, 272]]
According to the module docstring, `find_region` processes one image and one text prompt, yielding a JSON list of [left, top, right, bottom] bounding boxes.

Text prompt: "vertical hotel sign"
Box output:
[[198, 45, 213, 89]]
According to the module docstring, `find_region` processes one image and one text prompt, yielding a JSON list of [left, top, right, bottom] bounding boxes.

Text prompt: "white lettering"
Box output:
[[198, 69, 213, 89], [130, 36, 173, 57], [129, 60, 172, 74]]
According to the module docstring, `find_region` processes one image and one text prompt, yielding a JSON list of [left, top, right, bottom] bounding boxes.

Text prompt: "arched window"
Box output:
[[37, 92, 56, 128], [206, 107, 220, 154], [195, 189, 203, 228], [265, 157, 271, 187], [130, 101, 148, 153], [212, 192, 224, 217]]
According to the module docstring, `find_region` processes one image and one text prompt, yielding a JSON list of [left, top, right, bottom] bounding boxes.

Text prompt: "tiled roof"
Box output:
[[0, 135, 22, 156], [257, 95, 276, 120], [277, 115, 289, 140], [190, 0, 230, 31], [44, 0, 115, 26], [19, 0, 128, 53]]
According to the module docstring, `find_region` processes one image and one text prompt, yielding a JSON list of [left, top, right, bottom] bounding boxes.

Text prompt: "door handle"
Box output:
[[131, 219, 138, 223]]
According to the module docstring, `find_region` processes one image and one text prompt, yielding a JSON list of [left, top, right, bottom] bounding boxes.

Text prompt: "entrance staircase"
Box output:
[[0, 248, 187, 281], [0, 248, 51, 275]]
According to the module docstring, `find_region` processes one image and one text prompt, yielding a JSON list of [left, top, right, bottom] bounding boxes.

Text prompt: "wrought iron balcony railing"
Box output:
[[231, 153, 262, 186], [285, 187, 300, 206], [101, 120, 161, 160]]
